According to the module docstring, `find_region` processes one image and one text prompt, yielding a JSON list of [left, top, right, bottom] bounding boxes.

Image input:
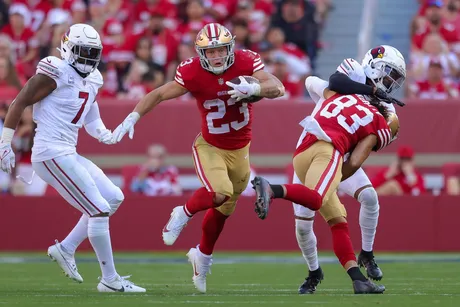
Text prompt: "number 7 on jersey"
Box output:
[[71, 91, 89, 124]]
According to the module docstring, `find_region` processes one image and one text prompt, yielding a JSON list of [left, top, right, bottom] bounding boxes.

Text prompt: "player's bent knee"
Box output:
[[357, 187, 379, 211], [327, 216, 347, 227], [215, 201, 237, 216], [108, 187, 124, 216], [214, 192, 230, 206]]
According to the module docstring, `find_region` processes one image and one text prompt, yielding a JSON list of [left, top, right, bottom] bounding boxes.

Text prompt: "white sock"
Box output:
[[295, 219, 319, 271], [358, 188, 380, 252], [61, 215, 89, 255], [88, 217, 118, 281]]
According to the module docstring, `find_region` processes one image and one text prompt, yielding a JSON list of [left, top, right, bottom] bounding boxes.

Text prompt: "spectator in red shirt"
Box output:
[[270, 53, 302, 98], [1, 3, 39, 76], [266, 27, 311, 78], [231, 18, 252, 50], [409, 59, 459, 99], [130, 144, 182, 196], [412, 0, 460, 51], [371, 146, 426, 196], [177, 0, 212, 44]]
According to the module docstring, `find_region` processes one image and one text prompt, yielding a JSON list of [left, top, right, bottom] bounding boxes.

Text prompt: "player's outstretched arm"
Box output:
[[328, 71, 375, 96], [111, 81, 188, 143], [341, 134, 378, 181], [305, 76, 329, 103], [252, 70, 285, 99], [84, 102, 114, 145], [0, 74, 56, 174]]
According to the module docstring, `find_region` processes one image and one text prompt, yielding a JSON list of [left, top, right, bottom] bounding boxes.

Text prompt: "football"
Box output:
[[228, 76, 263, 103]]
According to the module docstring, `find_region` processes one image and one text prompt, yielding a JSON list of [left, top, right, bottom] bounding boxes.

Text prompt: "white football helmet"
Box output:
[[60, 24, 102, 74], [361, 45, 406, 94]]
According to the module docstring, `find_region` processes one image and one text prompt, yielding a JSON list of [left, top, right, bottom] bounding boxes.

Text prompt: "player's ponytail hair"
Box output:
[[368, 96, 391, 121]]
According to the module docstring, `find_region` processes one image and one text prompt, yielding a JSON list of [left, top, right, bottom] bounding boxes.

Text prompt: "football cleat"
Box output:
[[298, 267, 324, 294], [251, 176, 274, 220], [47, 240, 83, 283], [353, 279, 385, 294], [187, 247, 212, 293], [97, 275, 146, 293], [358, 250, 383, 281], [162, 205, 191, 246]]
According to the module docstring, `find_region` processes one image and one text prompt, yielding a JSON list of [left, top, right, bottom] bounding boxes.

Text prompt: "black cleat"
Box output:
[[298, 267, 324, 294], [251, 176, 274, 220], [358, 251, 383, 281], [353, 279, 385, 294]]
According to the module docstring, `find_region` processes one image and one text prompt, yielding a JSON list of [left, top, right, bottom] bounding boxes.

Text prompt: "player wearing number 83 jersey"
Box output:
[[111, 23, 285, 293]]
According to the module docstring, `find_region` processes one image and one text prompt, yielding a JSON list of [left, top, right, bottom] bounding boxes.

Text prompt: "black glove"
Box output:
[[374, 88, 406, 107]]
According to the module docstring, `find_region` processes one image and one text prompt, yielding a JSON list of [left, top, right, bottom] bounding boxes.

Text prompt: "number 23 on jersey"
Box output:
[[204, 98, 249, 134]]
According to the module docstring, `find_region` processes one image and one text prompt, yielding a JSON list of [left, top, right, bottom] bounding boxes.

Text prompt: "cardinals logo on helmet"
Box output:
[[371, 46, 385, 59]]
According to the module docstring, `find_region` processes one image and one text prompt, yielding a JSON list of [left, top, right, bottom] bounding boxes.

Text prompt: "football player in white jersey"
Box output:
[[294, 45, 406, 294], [0, 24, 145, 293]]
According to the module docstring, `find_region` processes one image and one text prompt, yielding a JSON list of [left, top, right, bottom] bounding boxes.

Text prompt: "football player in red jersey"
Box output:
[[252, 86, 399, 294], [111, 23, 285, 293]]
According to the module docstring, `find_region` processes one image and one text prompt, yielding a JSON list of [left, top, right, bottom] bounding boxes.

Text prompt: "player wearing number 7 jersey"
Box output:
[[252, 87, 399, 294], [0, 24, 145, 293], [111, 23, 285, 293]]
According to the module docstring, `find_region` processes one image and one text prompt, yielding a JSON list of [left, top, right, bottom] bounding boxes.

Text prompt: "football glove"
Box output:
[[226, 76, 261, 102], [374, 88, 405, 107], [0, 141, 15, 174], [111, 112, 140, 143]]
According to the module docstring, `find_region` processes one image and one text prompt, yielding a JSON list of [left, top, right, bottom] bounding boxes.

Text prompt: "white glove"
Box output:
[[226, 76, 261, 102], [0, 141, 15, 174], [111, 112, 140, 143], [97, 128, 114, 145]]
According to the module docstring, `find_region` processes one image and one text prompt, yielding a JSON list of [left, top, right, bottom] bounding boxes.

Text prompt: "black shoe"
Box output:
[[353, 279, 385, 294], [358, 251, 383, 281], [251, 176, 274, 220], [298, 267, 324, 294]]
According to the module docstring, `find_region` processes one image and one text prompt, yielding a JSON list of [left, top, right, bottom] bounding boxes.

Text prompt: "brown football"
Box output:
[[228, 76, 263, 103]]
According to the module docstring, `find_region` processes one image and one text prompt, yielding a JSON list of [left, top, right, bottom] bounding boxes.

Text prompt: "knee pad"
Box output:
[[215, 196, 238, 216], [107, 187, 124, 216], [357, 187, 379, 211], [295, 219, 314, 237]]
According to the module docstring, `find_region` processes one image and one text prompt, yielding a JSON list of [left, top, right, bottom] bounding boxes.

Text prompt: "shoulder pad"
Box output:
[[236, 49, 264, 73], [87, 69, 104, 88], [337, 58, 366, 84], [175, 57, 199, 87], [36, 56, 65, 80]]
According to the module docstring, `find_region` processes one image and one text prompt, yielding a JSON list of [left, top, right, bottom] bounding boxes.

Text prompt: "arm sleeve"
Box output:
[[304, 76, 328, 104], [328, 71, 374, 95], [84, 102, 107, 138]]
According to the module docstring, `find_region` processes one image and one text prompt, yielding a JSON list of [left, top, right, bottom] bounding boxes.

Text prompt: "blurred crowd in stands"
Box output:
[[0, 0, 333, 99], [408, 0, 460, 99]]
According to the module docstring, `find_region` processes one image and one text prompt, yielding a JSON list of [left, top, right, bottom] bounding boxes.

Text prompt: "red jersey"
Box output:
[[295, 94, 391, 156], [410, 79, 458, 99], [1, 25, 39, 61], [174, 49, 265, 150]]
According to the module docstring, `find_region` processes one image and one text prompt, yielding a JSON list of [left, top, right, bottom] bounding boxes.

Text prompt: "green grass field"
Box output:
[[0, 252, 459, 307]]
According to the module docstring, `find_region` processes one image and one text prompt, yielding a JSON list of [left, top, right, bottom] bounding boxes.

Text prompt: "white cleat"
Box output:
[[47, 240, 83, 283], [97, 275, 146, 293], [162, 205, 191, 246], [187, 247, 212, 293]]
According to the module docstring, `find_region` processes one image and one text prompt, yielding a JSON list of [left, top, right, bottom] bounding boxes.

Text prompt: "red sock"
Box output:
[[184, 187, 216, 216], [199, 209, 228, 255], [283, 184, 322, 211], [331, 222, 356, 267]]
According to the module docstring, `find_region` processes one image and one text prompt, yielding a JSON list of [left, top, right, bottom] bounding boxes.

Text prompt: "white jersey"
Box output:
[[31, 56, 103, 162]]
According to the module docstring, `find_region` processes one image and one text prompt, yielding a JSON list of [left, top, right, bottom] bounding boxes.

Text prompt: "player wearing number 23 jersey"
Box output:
[[111, 23, 285, 293]]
